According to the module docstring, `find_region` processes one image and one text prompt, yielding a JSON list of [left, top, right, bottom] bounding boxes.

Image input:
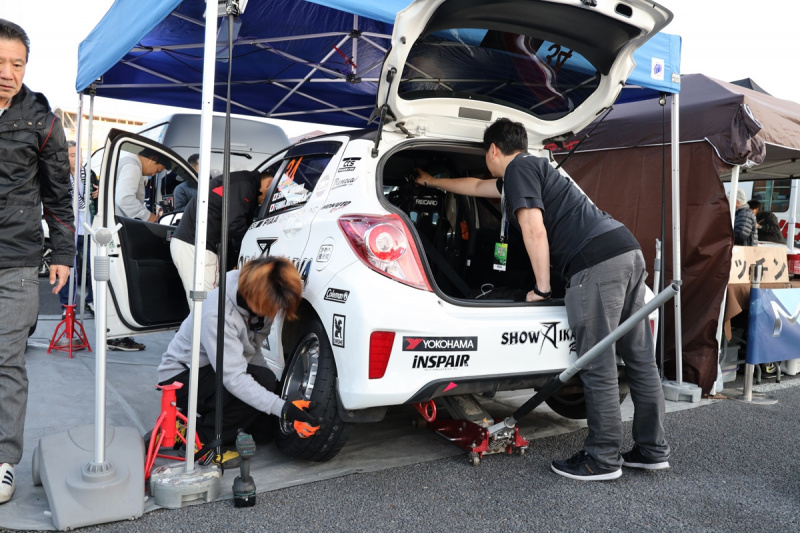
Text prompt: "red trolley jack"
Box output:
[[414, 395, 529, 466], [48, 304, 91, 358]]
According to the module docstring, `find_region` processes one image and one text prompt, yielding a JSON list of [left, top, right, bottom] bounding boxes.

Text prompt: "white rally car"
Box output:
[[95, 0, 671, 461]]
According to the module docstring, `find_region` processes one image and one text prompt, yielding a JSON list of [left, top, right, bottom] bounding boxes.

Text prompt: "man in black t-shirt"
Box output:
[[415, 117, 670, 481]]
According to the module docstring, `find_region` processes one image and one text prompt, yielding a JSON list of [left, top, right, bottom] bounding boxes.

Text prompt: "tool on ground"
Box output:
[[487, 282, 680, 439], [232, 430, 257, 508]]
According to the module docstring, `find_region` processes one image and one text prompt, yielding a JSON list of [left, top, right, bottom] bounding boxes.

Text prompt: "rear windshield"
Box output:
[[399, 28, 601, 121]]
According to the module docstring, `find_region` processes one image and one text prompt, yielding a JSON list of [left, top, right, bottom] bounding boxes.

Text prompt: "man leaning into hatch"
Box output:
[[415, 117, 670, 481]]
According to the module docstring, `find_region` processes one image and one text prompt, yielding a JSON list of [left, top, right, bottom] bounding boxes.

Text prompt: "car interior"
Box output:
[[382, 144, 566, 303]]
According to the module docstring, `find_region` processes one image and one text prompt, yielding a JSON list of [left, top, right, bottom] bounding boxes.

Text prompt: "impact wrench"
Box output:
[[232, 430, 257, 508], [488, 281, 681, 439]]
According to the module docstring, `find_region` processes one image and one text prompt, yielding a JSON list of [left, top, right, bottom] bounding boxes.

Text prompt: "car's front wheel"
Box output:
[[275, 318, 351, 461]]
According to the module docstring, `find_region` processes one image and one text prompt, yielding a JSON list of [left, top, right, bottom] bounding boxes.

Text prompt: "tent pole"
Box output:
[[671, 92, 684, 384], [662, 92, 701, 403], [729, 165, 740, 223], [67, 93, 83, 312], [78, 90, 95, 321], [183, 0, 220, 474], [787, 178, 798, 253]]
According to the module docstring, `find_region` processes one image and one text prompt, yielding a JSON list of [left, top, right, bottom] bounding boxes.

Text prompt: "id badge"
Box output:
[[493, 242, 508, 271]]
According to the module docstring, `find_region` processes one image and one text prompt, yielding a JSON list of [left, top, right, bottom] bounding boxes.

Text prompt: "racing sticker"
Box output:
[[257, 238, 278, 256], [324, 288, 349, 303], [500, 322, 575, 354], [331, 175, 358, 190], [317, 244, 334, 263], [412, 354, 470, 370], [332, 314, 346, 348], [337, 157, 361, 173], [402, 336, 478, 351], [321, 200, 351, 212], [292, 257, 312, 291]]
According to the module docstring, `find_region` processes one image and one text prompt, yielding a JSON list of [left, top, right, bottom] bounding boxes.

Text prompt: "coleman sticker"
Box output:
[[324, 288, 349, 303], [402, 336, 478, 352]]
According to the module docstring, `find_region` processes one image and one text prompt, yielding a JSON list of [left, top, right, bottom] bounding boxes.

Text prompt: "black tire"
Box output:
[[545, 391, 628, 420], [39, 239, 52, 277], [275, 318, 352, 461]]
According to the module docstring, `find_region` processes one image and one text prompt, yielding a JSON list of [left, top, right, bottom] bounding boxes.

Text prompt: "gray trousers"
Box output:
[[0, 266, 39, 464], [565, 250, 670, 469]]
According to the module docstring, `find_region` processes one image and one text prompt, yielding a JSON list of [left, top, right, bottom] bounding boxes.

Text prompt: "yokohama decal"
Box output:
[[402, 336, 477, 351]]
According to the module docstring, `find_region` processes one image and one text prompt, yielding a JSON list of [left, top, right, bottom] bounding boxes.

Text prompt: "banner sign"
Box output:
[[746, 287, 800, 364]]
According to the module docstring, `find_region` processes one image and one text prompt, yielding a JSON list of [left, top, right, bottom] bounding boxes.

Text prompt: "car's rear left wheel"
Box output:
[[275, 318, 351, 461]]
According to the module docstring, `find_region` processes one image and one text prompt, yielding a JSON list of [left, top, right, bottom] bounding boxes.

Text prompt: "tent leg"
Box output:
[[662, 92, 702, 403]]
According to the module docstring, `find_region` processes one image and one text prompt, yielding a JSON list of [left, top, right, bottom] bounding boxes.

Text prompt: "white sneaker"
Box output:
[[0, 463, 15, 504]]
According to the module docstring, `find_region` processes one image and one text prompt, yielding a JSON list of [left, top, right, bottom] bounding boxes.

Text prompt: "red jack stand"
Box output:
[[144, 382, 203, 482], [414, 397, 529, 466], [48, 304, 91, 358]]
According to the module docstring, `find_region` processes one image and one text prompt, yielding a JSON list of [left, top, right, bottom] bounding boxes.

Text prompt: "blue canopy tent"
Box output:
[[76, 0, 680, 127]]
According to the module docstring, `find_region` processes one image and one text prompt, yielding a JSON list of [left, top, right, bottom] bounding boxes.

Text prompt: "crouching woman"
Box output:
[[157, 257, 319, 462]]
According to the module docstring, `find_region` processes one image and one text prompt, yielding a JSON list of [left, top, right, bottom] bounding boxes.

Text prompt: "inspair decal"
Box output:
[[412, 354, 470, 369], [332, 314, 345, 348], [402, 337, 478, 351], [500, 322, 575, 354], [324, 288, 349, 303]]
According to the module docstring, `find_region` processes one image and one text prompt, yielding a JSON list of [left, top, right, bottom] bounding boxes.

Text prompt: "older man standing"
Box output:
[[0, 19, 75, 504]]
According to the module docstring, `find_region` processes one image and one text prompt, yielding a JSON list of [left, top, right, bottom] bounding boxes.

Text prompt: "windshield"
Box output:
[[399, 28, 601, 121]]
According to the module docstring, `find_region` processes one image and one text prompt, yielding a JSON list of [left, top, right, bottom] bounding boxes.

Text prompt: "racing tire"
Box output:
[[39, 239, 52, 277], [275, 318, 352, 462], [545, 391, 628, 420]]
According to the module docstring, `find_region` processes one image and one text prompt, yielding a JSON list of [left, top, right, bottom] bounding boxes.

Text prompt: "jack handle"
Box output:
[[488, 282, 680, 437]]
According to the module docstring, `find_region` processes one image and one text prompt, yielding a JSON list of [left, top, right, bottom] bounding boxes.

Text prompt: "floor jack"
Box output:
[[415, 395, 529, 466], [417, 282, 680, 466]]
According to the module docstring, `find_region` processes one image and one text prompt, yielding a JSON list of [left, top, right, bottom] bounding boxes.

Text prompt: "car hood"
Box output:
[[375, 0, 672, 146]]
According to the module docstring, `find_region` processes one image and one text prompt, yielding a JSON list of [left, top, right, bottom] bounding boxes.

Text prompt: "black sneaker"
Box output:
[[107, 337, 146, 352], [622, 445, 670, 470], [551, 450, 622, 481]]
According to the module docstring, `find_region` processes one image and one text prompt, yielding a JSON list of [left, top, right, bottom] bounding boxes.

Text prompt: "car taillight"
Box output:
[[369, 331, 395, 379], [339, 214, 432, 291]]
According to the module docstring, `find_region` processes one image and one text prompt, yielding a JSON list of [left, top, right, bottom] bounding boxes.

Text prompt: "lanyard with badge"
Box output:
[[493, 184, 509, 271]]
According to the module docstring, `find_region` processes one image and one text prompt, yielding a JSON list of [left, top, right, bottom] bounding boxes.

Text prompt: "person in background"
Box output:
[[0, 19, 75, 504], [733, 189, 758, 245], [170, 169, 273, 306], [157, 257, 320, 466], [58, 141, 94, 318], [415, 117, 669, 481], [114, 147, 166, 223], [756, 211, 785, 244], [172, 153, 199, 211], [747, 199, 761, 222]]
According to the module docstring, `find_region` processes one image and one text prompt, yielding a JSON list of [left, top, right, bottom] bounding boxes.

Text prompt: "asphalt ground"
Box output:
[[19, 277, 800, 533], [7, 376, 795, 533]]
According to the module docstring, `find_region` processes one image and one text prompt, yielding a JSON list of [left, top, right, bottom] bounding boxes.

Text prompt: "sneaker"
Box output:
[[551, 450, 622, 481], [0, 463, 15, 504], [107, 337, 146, 351], [84, 303, 95, 317], [622, 446, 670, 470]]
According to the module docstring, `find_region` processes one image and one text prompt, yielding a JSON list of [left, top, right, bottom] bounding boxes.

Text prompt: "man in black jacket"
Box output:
[[0, 19, 75, 504], [170, 170, 273, 306]]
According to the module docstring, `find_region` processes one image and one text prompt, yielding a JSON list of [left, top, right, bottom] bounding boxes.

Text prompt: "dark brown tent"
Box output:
[[555, 73, 800, 394]]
